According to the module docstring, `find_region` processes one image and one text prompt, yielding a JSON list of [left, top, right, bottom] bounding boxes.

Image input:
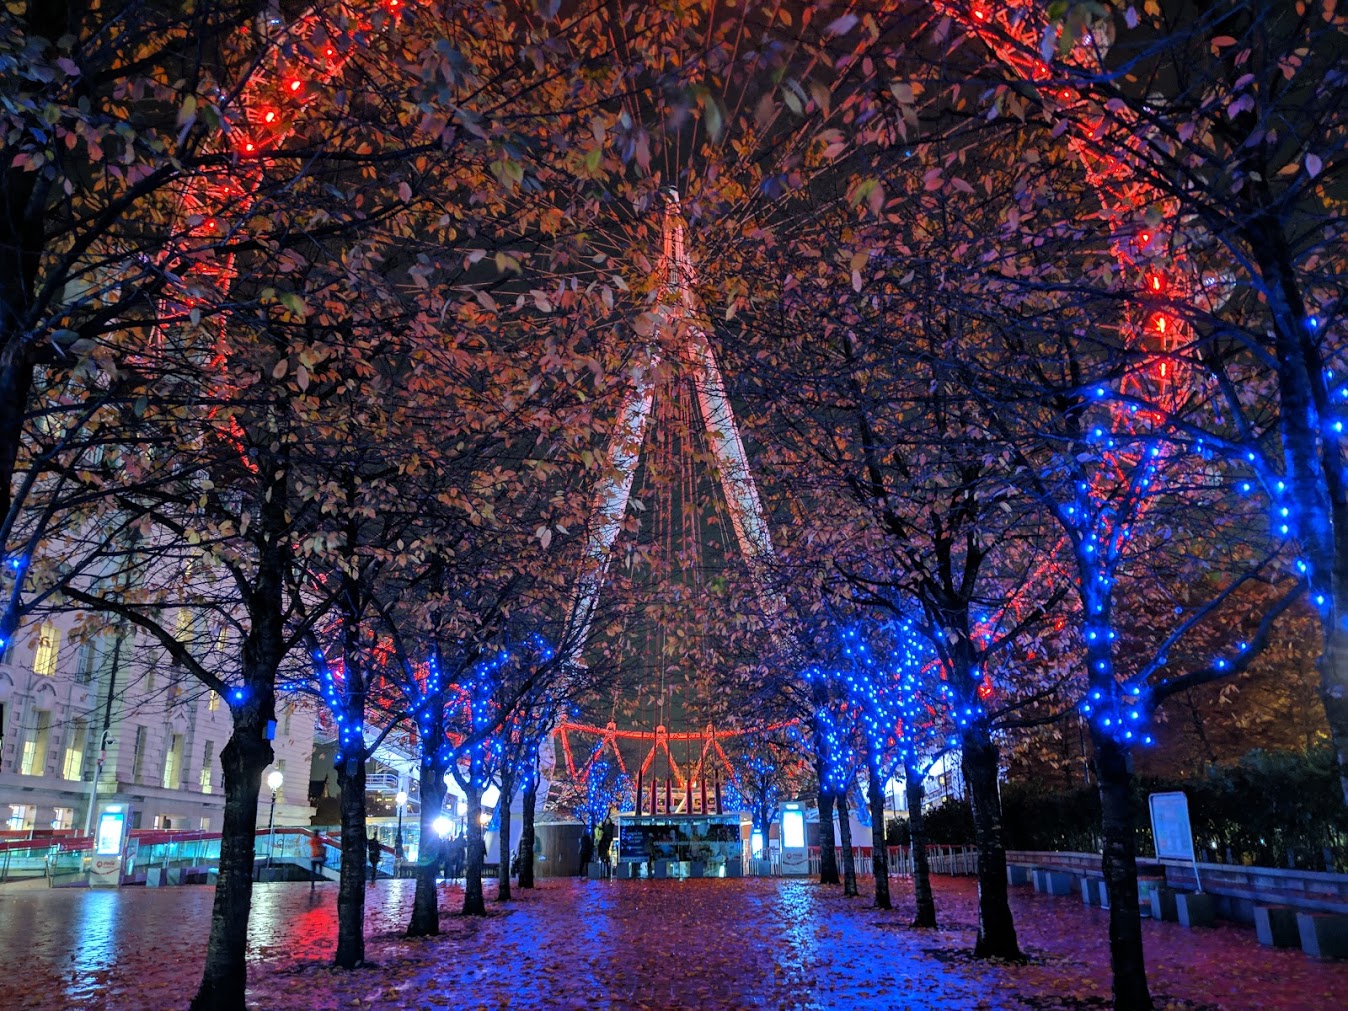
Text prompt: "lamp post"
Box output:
[[395, 790, 407, 873], [265, 769, 283, 877]]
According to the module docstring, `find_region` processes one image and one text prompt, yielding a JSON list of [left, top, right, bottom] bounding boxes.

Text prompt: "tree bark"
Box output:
[[1320, 546, 1348, 805], [496, 792, 512, 902], [1094, 732, 1154, 1011], [837, 790, 858, 897], [462, 783, 486, 915], [189, 715, 272, 1010], [906, 763, 936, 929], [962, 724, 1021, 960], [0, 356, 34, 538], [817, 788, 840, 885], [334, 756, 367, 969], [406, 756, 446, 937], [1248, 218, 1348, 806], [868, 772, 891, 910], [519, 777, 537, 889], [1322, 632, 1348, 806]]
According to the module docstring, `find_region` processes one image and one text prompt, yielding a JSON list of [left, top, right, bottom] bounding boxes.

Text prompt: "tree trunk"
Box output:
[[463, 784, 486, 915], [189, 718, 272, 1010], [0, 356, 34, 537], [1319, 576, 1348, 806], [1094, 732, 1153, 1011], [1250, 222, 1348, 806], [519, 777, 537, 889], [817, 788, 839, 885], [962, 724, 1021, 960], [334, 757, 367, 969], [837, 790, 858, 897], [496, 795, 512, 902], [868, 772, 891, 910], [407, 759, 446, 937], [906, 765, 936, 929]]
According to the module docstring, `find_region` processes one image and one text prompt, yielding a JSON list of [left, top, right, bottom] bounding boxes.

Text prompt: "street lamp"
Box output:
[[265, 769, 283, 877], [395, 790, 408, 872]]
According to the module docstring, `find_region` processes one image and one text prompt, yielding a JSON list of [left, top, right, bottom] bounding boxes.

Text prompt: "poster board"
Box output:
[[619, 823, 659, 862], [1148, 791, 1195, 861]]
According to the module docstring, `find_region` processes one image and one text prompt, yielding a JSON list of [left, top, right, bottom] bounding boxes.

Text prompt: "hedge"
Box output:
[[908, 748, 1348, 872]]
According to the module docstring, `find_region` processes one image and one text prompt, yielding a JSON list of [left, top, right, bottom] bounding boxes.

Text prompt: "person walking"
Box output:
[[449, 832, 467, 881], [367, 835, 382, 884], [578, 829, 594, 876], [309, 832, 326, 892], [598, 818, 615, 878]]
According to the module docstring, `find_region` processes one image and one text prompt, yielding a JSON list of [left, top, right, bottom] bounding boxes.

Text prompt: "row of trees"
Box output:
[[709, 5, 1344, 1011], [2, 1, 953, 1007], [2, 4, 1343, 1011]]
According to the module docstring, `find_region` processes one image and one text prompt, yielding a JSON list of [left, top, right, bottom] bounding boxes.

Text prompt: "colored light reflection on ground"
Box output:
[[1, 877, 1345, 1009]]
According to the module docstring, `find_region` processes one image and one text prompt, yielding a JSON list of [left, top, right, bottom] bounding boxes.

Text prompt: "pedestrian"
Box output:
[[309, 832, 326, 891], [367, 835, 382, 883], [578, 829, 594, 875], [598, 818, 615, 878], [449, 832, 467, 880]]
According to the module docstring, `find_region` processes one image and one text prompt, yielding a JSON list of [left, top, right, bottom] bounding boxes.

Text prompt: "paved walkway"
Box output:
[[1, 875, 1345, 1009]]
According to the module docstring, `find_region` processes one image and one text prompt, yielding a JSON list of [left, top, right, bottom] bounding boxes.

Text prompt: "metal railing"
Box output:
[[0, 826, 350, 886], [807, 844, 979, 877]]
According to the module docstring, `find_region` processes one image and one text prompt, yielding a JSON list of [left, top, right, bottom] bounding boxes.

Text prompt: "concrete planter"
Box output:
[[1177, 891, 1217, 928], [1255, 905, 1301, 947], [1296, 912, 1348, 958]]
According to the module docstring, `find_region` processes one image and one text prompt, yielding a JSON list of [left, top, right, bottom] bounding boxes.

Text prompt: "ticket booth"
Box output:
[[779, 802, 809, 876]]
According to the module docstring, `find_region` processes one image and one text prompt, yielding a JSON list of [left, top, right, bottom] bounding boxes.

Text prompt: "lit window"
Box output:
[[62, 721, 87, 781], [7, 805, 33, 831], [75, 640, 99, 684], [200, 741, 214, 794], [33, 620, 60, 676], [51, 807, 74, 830], [163, 734, 183, 790], [20, 710, 51, 775], [131, 726, 148, 783], [208, 691, 221, 712]]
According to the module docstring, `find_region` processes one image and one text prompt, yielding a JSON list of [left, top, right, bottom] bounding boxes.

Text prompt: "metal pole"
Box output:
[[83, 629, 125, 836], [266, 789, 277, 873]]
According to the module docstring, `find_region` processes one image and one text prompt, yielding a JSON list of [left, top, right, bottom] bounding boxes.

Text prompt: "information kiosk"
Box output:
[[91, 803, 132, 887], [779, 802, 808, 876]]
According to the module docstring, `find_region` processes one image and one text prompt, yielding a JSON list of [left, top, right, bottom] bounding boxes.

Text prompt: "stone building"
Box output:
[[0, 611, 314, 835]]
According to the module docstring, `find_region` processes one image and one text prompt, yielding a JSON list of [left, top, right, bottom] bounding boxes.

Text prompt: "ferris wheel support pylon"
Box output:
[[561, 192, 780, 667]]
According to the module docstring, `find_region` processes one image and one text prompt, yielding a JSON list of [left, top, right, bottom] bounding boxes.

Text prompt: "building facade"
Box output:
[[0, 612, 315, 835]]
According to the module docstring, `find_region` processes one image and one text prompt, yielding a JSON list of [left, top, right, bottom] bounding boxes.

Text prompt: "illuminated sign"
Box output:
[[782, 810, 805, 850], [95, 809, 127, 856]]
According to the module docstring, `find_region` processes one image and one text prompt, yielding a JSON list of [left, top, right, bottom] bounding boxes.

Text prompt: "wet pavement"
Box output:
[[1, 874, 1345, 1009]]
